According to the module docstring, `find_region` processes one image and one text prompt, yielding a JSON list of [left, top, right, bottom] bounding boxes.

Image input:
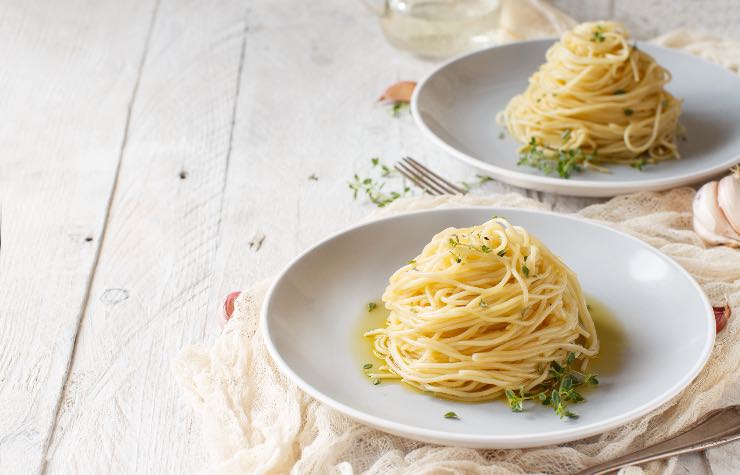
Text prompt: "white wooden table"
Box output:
[[1, 0, 737, 473]]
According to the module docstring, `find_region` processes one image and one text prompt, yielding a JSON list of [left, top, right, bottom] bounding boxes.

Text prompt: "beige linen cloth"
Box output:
[[175, 2, 740, 474]]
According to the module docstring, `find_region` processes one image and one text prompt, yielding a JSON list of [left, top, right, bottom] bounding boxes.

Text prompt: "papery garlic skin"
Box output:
[[717, 173, 740, 234], [693, 216, 740, 247], [693, 181, 740, 241]]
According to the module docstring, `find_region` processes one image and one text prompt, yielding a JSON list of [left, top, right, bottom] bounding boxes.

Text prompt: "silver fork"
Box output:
[[394, 157, 466, 196]]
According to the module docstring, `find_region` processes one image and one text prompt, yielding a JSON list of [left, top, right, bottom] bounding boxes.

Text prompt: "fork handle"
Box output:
[[576, 405, 740, 475]]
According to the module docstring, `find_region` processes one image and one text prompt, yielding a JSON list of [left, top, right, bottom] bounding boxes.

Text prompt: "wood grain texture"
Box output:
[[0, 1, 157, 473], [43, 0, 247, 472]]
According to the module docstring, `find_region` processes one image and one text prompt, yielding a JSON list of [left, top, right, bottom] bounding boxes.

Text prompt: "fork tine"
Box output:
[[402, 157, 466, 195], [394, 161, 445, 196]]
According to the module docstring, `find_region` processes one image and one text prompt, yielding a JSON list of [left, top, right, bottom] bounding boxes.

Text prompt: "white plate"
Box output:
[[262, 208, 715, 448], [412, 40, 740, 197]]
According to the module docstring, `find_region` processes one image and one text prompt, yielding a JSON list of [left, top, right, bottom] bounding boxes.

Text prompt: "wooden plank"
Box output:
[[42, 0, 248, 472], [0, 1, 157, 473]]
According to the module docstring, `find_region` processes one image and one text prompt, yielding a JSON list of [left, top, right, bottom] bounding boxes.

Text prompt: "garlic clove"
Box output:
[[693, 216, 740, 247], [378, 81, 417, 103], [717, 171, 740, 235], [693, 181, 740, 240]]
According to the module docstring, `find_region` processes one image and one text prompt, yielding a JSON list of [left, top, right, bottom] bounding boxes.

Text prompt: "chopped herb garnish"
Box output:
[[561, 129, 571, 141], [308, 174, 319, 181], [614, 89, 626, 95], [497, 249, 506, 257], [480, 245, 492, 253], [363, 363, 373, 369], [480, 299, 488, 308], [630, 158, 647, 171], [592, 26, 606, 43], [444, 411, 459, 419], [449, 250, 461, 263], [498, 131, 506, 140], [372, 379, 381, 385], [348, 158, 411, 207], [586, 304, 592, 310], [522, 265, 530, 277], [623, 108, 634, 116], [408, 259, 417, 265], [505, 352, 597, 419], [477, 174, 494, 185], [517, 138, 594, 179], [367, 302, 377, 312], [391, 101, 410, 117], [505, 389, 525, 412]]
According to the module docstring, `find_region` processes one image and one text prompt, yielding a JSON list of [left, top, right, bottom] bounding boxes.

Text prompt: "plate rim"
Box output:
[[411, 38, 740, 197], [261, 206, 716, 448]]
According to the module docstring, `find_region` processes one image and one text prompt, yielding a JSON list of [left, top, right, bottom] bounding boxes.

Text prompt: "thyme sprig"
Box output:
[[505, 352, 599, 419], [518, 138, 603, 178], [349, 158, 411, 207]]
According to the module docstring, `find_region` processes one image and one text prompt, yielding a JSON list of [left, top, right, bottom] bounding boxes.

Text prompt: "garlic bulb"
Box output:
[[693, 167, 740, 247]]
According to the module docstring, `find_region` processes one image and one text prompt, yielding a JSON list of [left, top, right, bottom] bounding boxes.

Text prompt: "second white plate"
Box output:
[[412, 40, 740, 197]]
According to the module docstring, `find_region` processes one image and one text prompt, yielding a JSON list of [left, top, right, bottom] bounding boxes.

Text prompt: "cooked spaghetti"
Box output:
[[497, 21, 682, 171], [366, 217, 599, 401]]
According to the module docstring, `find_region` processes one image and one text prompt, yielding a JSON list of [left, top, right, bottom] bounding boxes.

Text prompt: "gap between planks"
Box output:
[[39, 0, 163, 471]]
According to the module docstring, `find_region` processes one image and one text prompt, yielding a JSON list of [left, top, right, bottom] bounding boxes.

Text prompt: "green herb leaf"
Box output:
[[367, 302, 377, 312], [308, 174, 319, 181], [592, 26, 606, 43], [371, 157, 379, 167], [408, 259, 417, 265], [372, 379, 381, 385], [480, 299, 488, 308], [517, 139, 586, 179], [363, 363, 373, 369], [505, 389, 524, 412], [477, 174, 494, 185], [497, 249, 506, 257], [480, 245, 492, 253], [585, 374, 599, 385], [565, 352, 576, 366], [561, 129, 571, 141], [630, 158, 647, 171], [522, 265, 530, 277], [444, 411, 459, 419], [391, 101, 410, 117]]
